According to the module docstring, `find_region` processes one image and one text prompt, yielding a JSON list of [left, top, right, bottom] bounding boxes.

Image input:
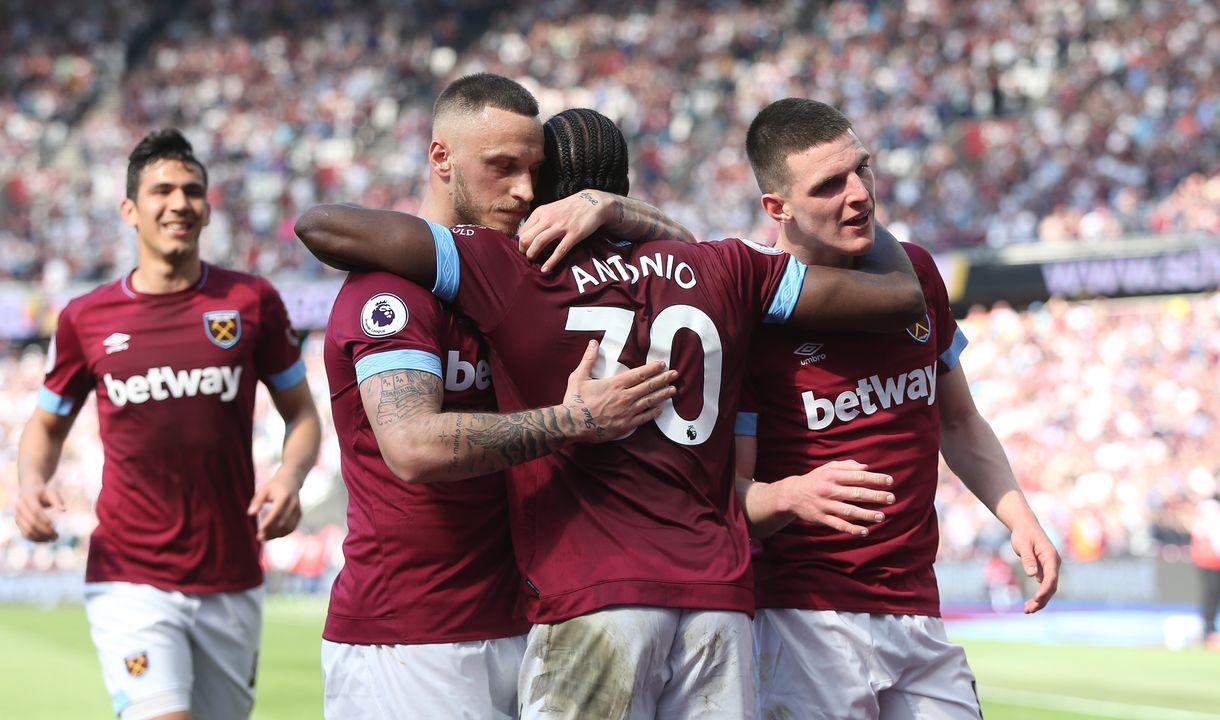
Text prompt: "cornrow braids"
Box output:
[[537, 108, 630, 205]]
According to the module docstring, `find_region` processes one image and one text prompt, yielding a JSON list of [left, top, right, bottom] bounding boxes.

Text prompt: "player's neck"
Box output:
[[417, 186, 459, 227], [774, 231, 853, 269], [130, 254, 203, 294]]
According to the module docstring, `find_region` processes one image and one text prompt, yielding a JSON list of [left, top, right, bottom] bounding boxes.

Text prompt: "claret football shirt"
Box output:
[[738, 243, 966, 616], [428, 221, 806, 623], [323, 271, 528, 644], [39, 264, 306, 592]]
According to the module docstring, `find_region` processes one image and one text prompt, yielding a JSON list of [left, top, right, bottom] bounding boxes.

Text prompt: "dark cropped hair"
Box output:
[[746, 98, 853, 194], [433, 72, 539, 124], [537, 108, 630, 206], [126, 129, 207, 200]]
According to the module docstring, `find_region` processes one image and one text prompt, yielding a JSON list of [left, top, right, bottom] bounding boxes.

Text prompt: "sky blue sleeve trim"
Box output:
[[735, 411, 759, 437], [111, 690, 132, 716], [37, 386, 76, 416], [267, 358, 307, 391], [764, 255, 807, 324], [355, 349, 442, 384], [940, 327, 969, 370], [429, 220, 460, 303]]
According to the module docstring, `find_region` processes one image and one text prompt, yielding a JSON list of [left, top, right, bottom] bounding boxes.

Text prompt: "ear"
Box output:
[[119, 197, 139, 229], [760, 192, 790, 223], [429, 139, 452, 178]]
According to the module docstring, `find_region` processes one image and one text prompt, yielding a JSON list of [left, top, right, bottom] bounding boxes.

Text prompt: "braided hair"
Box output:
[[537, 108, 630, 206]]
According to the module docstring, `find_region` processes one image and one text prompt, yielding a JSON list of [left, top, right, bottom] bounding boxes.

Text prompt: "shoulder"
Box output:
[[60, 278, 126, 318], [331, 271, 445, 338], [204, 264, 277, 296]]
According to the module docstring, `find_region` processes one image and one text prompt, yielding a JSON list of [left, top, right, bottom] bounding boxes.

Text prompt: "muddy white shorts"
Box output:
[[755, 609, 981, 720], [520, 606, 755, 720], [84, 582, 262, 720], [321, 635, 527, 719]]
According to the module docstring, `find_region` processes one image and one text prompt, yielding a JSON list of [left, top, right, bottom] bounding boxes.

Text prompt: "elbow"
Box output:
[[380, 448, 443, 485], [295, 207, 352, 270]]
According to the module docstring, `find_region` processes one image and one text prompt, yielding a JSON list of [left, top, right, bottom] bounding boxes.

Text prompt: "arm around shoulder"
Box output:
[[788, 225, 925, 332], [295, 204, 441, 286]]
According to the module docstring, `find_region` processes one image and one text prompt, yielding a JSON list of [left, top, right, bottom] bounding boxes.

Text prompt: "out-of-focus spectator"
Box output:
[[1, 0, 1217, 282], [1191, 491, 1220, 648]]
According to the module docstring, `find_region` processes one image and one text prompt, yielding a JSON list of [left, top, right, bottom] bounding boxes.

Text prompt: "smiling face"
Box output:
[[120, 158, 211, 264], [762, 129, 876, 266], [433, 105, 544, 234]]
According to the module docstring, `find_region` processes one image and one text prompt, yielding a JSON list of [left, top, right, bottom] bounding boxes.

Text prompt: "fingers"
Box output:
[[527, 225, 566, 263], [259, 496, 301, 541], [247, 484, 270, 516], [614, 361, 673, 395], [1024, 547, 1060, 614], [16, 495, 58, 542], [43, 488, 66, 511], [569, 340, 600, 381], [540, 232, 580, 273]]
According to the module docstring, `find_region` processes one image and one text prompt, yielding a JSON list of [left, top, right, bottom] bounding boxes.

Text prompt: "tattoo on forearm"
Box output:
[[616, 198, 673, 241], [363, 368, 600, 479]]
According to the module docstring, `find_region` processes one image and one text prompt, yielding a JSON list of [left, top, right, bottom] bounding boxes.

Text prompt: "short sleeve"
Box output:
[[331, 271, 452, 382], [39, 306, 93, 416], [254, 278, 307, 390]]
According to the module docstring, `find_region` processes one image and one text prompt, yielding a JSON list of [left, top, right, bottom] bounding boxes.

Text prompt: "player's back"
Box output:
[[437, 225, 803, 622]]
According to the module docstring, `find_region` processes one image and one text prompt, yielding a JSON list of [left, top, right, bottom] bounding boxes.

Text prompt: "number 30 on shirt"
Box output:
[[566, 305, 721, 446]]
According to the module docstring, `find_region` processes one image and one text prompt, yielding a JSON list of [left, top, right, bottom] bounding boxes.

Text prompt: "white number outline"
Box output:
[[566, 305, 722, 446]]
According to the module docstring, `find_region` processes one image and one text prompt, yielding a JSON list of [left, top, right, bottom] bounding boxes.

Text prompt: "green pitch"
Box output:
[[1, 601, 1219, 719]]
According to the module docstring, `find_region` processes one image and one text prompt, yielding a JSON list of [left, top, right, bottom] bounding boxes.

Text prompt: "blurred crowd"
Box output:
[[2, 292, 1217, 584], [1, 0, 1217, 283]]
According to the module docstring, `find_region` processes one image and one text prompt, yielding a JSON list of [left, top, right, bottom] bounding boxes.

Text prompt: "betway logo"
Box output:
[[103, 366, 242, 407], [803, 364, 936, 430], [445, 351, 490, 392]]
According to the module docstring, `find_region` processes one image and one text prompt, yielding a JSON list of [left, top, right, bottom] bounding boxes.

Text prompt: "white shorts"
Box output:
[[321, 636, 527, 719], [754, 609, 981, 720], [84, 582, 262, 720], [520, 606, 755, 720]]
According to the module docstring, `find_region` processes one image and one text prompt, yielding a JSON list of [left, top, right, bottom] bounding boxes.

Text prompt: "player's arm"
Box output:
[[248, 379, 322, 541], [364, 340, 676, 483], [15, 407, 78, 542], [734, 432, 894, 539], [518, 189, 696, 272], [295, 204, 439, 283], [938, 363, 1060, 614], [787, 226, 925, 331]]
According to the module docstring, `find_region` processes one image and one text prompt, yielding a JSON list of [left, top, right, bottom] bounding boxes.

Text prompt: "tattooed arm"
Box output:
[[517, 189, 696, 272], [362, 340, 677, 483]]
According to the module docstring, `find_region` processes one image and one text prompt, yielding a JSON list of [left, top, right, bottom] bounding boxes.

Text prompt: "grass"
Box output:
[[1, 600, 1219, 719]]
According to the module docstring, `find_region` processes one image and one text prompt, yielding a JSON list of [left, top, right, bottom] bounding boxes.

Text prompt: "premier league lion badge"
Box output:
[[203, 310, 242, 349], [906, 312, 932, 343], [361, 293, 408, 337], [124, 650, 149, 678]]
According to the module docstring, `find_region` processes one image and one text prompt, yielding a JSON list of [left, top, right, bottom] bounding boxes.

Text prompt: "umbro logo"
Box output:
[[794, 342, 826, 365], [103, 333, 130, 355]]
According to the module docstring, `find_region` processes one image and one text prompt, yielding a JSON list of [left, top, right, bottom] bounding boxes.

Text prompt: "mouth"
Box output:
[[163, 221, 195, 238], [843, 211, 871, 228]]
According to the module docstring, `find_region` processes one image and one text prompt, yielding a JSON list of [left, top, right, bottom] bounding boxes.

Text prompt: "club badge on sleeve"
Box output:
[[361, 294, 409, 337], [124, 650, 149, 678], [204, 310, 242, 348]]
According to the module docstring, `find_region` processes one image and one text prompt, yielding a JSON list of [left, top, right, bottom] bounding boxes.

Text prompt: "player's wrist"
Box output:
[[563, 397, 602, 443]]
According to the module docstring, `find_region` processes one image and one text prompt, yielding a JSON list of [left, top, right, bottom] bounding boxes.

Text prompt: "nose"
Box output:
[[510, 171, 534, 206], [168, 187, 192, 212], [845, 172, 871, 205]]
